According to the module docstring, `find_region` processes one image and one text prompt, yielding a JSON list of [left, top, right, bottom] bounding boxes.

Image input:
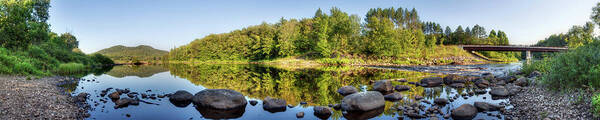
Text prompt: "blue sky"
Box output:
[[49, 0, 599, 53]]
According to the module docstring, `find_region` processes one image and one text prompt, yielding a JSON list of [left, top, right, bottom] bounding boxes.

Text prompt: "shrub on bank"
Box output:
[[593, 93, 600, 116], [56, 63, 87, 75], [534, 41, 600, 89], [90, 53, 114, 65], [521, 58, 551, 75]]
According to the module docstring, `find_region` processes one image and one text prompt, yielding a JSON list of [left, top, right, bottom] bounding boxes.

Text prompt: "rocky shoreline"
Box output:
[[503, 83, 595, 120], [0, 76, 88, 120]]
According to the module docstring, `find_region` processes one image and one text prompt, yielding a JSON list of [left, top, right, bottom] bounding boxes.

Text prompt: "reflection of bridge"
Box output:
[[459, 45, 568, 60]]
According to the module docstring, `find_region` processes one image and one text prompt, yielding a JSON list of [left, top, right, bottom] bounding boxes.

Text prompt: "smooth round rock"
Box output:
[[451, 104, 478, 120], [192, 89, 247, 110], [341, 91, 385, 112]]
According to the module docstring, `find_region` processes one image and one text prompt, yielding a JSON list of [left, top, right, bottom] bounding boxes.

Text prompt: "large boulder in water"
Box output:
[[263, 97, 287, 112], [420, 77, 443, 87], [372, 80, 393, 93], [489, 86, 509, 97], [192, 89, 247, 110], [313, 106, 332, 119], [169, 90, 193, 103], [444, 74, 466, 84], [451, 104, 478, 120], [341, 91, 385, 112], [474, 102, 504, 111], [394, 85, 411, 91], [337, 86, 358, 96]]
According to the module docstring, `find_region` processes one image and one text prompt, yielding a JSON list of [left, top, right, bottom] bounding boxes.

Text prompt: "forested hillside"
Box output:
[[168, 7, 518, 63], [95, 45, 168, 62], [0, 0, 113, 76]]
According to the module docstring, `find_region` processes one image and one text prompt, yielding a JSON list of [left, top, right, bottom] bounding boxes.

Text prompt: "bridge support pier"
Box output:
[[526, 50, 532, 64]]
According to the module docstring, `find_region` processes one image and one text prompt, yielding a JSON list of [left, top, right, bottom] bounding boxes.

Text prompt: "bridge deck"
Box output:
[[460, 45, 568, 52]]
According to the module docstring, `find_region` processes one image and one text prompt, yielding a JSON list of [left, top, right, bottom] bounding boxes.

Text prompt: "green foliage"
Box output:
[[0, 0, 50, 49], [535, 22, 595, 48], [169, 7, 511, 62], [593, 93, 600, 115], [90, 53, 114, 65], [521, 58, 552, 75], [0, 0, 108, 76], [539, 41, 600, 89], [56, 63, 86, 75]]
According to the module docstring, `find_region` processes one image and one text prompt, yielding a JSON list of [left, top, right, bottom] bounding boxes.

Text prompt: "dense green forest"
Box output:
[[0, 0, 112, 76], [168, 7, 518, 63], [95, 45, 168, 63]]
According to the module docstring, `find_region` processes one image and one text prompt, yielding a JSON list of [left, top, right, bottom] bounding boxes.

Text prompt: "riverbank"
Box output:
[[0, 76, 88, 120], [503, 81, 595, 119]]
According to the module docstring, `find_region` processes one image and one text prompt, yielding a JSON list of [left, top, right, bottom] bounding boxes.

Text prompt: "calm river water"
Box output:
[[64, 63, 521, 120]]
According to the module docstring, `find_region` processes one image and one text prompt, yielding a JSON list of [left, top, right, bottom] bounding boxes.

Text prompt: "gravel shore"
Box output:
[[0, 76, 87, 120], [504, 84, 596, 120]]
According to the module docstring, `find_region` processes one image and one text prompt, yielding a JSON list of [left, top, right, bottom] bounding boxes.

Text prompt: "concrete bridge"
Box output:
[[459, 45, 568, 60]]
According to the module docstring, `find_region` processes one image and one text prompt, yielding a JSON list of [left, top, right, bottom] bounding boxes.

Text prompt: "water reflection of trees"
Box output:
[[167, 64, 443, 107]]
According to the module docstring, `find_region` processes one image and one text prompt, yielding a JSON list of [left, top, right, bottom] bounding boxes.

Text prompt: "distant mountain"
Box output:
[[95, 45, 168, 61]]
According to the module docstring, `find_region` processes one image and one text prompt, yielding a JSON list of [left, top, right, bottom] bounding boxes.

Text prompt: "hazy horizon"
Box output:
[[49, 0, 599, 53]]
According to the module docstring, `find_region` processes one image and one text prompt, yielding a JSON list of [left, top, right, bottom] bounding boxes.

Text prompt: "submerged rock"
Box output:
[[114, 98, 139, 109], [394, 85, 411, 91], [372, 80, 393, 93], [474, 102, 504, 111], [296, 112, 304, 118], [420, 77, 443, 87], [341, 91, 385, 112], [263, 97, 287, 112], [108, 91, 120, 100], [451, 104, 477, 120], [444, 74, 466, 84], [337, 86, 358, 96], [434, 98, 449, 105], [449, 83, 466, 88], [249, 100, 258, 106], [414, 95, 423, 100], [192, 89, 247, 110], [383, 92, 403, 101], [127, 93, 136, 98], [313, 106, 332, 119]]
